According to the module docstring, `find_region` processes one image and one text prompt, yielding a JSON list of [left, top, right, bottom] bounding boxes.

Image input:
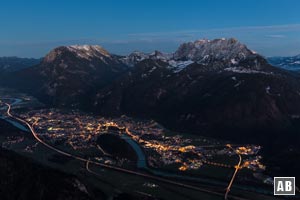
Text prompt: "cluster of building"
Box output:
[[242, 156, 266, 171], [236, 145, 261, 155], [19, 109, 265, 173], [21, 109, 114, 150]]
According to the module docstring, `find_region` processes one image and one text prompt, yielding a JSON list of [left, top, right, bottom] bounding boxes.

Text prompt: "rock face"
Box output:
[[174, 38, 253, 62]]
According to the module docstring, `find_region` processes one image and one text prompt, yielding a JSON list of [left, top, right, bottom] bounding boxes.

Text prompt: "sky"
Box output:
[[1, 0, 300, 58]]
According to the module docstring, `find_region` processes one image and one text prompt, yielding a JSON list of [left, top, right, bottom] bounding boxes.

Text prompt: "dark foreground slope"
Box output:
[[0, 147, 94, 200], [0, 119, 94, 200]]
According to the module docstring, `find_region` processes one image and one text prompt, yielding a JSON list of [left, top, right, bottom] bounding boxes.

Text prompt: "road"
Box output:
[[96, 144, 111, 156], [224, 144, 243, 200]]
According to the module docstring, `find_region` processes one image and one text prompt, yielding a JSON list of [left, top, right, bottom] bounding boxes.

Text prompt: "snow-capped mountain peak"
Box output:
[[67, 45, 111, 59], [121, 38, 260, 72], [43, 45, 113, 64]]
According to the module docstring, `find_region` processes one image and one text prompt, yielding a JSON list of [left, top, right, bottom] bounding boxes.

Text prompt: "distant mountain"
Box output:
[[267, 55, 300, 71], [1, 45, 128, 107], [0, 56, 41, 72], [120, 50, 173, 67]]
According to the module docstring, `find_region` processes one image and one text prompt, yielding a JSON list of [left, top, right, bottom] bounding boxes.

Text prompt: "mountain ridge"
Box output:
[[1, 38, 300, 139], [0, 56, 41, 72]]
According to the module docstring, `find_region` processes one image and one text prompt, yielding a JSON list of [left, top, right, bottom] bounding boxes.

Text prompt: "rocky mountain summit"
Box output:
[[121, 38, 271, 73], [43, 45, 112, 63], [175, 38, 253, 61]]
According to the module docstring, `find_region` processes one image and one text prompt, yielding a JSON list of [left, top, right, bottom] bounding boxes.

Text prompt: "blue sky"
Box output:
[[1, 0, 300, 57]]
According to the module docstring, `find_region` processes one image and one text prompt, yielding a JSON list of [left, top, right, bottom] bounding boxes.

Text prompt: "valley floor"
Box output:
[[0, 89, 295, 200]]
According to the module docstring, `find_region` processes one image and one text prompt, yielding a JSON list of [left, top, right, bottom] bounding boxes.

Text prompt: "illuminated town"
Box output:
[[11, 108, 266, 175]]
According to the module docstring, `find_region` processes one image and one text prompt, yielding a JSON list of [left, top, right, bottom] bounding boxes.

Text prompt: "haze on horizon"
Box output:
[[1, 0, 300, 58]]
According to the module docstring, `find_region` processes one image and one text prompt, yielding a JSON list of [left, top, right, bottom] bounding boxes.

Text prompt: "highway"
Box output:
[[1, 98, 251, 200], [224, 144, 243, 200]]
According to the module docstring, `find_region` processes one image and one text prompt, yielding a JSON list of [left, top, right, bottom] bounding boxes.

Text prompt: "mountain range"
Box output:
[[1, 39, 300, 140], [0, 57, 41, 72], [1, 38, 300, 180], [268, 55, 300, 71]]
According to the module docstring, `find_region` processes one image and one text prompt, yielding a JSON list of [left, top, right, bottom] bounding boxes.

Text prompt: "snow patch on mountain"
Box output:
[[231, 58, 238, 64], [120, 51, 149, 67], [67, 45, 111, 60], [224, 67, 273, 75], [265, 86, 271, 94], [121, 50, 173, 67], [168, 60, 194, 72]]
